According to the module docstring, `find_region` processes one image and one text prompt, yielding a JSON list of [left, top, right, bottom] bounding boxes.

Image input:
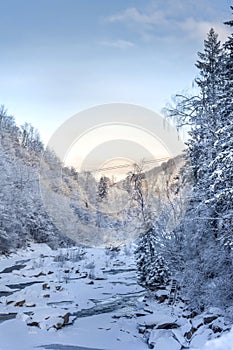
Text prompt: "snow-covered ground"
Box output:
[[0, 243, 147, 350], [0, 243, 232, 350]]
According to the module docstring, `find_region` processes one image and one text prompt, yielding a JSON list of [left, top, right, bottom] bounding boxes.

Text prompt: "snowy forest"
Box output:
[[0, 5, 233, 350]]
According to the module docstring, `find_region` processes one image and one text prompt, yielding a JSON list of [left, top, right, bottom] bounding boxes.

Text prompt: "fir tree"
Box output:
[[135, 227, 170, 290], [208, 7, 233, 246], [97, 176, 110, 200], [165, 21, 233, 308]]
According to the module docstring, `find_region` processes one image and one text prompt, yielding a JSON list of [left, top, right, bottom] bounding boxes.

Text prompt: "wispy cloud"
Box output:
[[106, 7, 168, 28], [105, 3, 231, 43], [179, 18, 231, 42], [101, 39, 136, 49]]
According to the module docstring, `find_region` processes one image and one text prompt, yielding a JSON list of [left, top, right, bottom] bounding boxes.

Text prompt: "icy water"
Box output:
[[0, 245, 147, 350]]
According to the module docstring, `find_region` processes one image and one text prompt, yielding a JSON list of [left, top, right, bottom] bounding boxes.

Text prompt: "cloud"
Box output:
[[105, 3, 231, 43], [106, 7, 168, 28], [101, 39, 136, 49], [179, 18, 231, 42]]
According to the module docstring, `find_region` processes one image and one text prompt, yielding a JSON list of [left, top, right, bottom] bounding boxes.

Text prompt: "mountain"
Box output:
[[0, 107, 187, 253]]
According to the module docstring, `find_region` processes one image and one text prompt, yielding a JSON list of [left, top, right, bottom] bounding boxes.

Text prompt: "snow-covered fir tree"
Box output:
[[97, 176, 110, 200], [165, 11, 233, 309], [208, 7, 233, 247], [135, 226, 170, 290]]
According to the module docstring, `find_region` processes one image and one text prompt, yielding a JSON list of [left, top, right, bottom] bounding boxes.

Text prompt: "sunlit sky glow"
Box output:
[[0, 0, 232, 145]]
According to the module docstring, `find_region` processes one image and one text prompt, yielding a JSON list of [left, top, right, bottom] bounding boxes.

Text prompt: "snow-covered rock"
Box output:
[[148, 329, 181, 350], [201, 327, 233, 350], [190, 327, 213, 348], [137, 311, 178, 328]]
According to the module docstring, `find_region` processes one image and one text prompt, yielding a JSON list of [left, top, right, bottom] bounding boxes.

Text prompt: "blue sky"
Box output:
[[0, 0, 232, 143]]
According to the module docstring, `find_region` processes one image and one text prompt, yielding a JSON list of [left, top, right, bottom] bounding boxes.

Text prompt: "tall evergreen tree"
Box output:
[[208, 8, 233, 246], [165, 23, 233, 308], [135, 227, 170, 290], [97, 176, 110, 200]]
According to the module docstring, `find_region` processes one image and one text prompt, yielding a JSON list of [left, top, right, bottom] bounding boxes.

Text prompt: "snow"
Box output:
[[0, 243, 147, 350], [190, 328, 213, 348], [1, 243, 233, 350], [148, 329, 181, 350], [137, 311, 178, 327], [201, 327, 233, 350]]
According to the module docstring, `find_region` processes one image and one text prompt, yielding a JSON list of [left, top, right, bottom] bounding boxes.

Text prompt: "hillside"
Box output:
[[0, 107, 186, 253]]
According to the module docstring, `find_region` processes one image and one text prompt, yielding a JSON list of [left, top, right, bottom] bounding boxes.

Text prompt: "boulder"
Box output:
[[191, 315, 204, 329], [156, 323, 180, 330], [182, 310, 198, 319], [42, 283, 50, 290], [25, 302, 36, 307], [184, 327, 197, 340], [204, 315, 218, 325], [190, 328, 213, 348], [155, 290, 169, 303], [148, 329, 181, 350], [27, 321, 40, 328], [43, 294, 50, 298], [15, 300, 25, 307]]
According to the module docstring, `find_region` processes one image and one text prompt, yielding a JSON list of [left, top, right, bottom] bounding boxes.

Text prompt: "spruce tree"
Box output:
[[165, 24, 233, 308], [97, 176, 109, 200], [208, 7, 233, 246], [135, 227, 170, 290]]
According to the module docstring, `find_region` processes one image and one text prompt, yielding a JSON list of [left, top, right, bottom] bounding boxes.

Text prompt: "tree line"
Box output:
[[136, 6, 233, 311]]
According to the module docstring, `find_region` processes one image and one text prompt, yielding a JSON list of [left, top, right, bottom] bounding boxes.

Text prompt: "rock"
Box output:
[[17, 312, 31, 322], [148, 329, 181, 350], [135, 312, 148, 317], [210, 318, 226, 333], [138, 326, 146, 334], [112, 311, 133, 320], [143, 308, 153, 314], [34, 272, 46, 277], [92, 270, 105, 280], [210, 324, 222, 333], [182, 310, 198, 319], [208, 307, 222, 316], [204, 315, 218, 325], [172, 329, 189, 348], [87, 280, 94, 285], [190, 328, 213, 348], [191, 315, 204, 329], [64, 269, 70, 273], [112, 314, 121, 319], [47, 271, 54, 275], [15, 300, 25, 307], [54, 322, 63, 330], [155, 290, 169, 303], [27, 321, 40, 328], [63, 312, 71, 325], [155, 289, 169, 297], [42, 283, 50, 290], [55, 285, 62, 291], [137, 312, 177, 329], [51, 313, 74, 330], [158, 295, 168, 303], [156, 323, 180, 330], [184, 327, 196, 340], [25, 302, 36, 307], [43, 294, 50, 298]]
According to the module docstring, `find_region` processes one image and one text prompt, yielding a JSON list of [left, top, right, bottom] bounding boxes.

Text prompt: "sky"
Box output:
[[0, 0, 232, 145]]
